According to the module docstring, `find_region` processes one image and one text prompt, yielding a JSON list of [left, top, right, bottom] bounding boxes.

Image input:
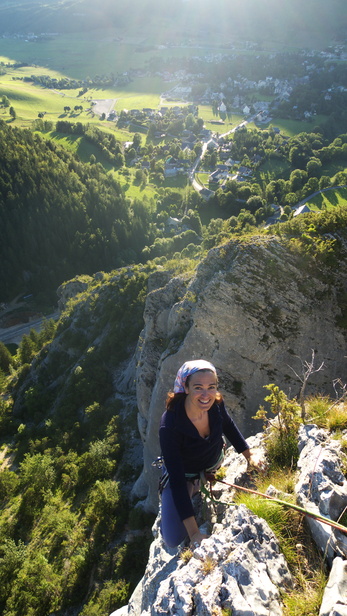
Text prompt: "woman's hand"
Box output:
[[183, 516, 209, 548], [242, 448, 267, 472], [190, 529, 208, 548]]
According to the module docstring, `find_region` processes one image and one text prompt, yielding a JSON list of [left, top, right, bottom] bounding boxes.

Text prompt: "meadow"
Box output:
[[255, 158, 292, 184], [0, 63, 176, 128], [0, 29, 343, 206], [306, 186, 347, 211]]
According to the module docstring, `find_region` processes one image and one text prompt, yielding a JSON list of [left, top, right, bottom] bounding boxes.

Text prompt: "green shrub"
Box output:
[[254, 384, 302, 469], [0, 469, 19, 503]]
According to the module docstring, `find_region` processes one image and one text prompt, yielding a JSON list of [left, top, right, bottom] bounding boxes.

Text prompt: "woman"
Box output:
[[159, 359, 260, 549]]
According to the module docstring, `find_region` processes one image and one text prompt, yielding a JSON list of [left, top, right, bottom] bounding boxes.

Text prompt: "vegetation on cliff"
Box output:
[[1, 217, 347, 614], [0, 265, 157, 616]]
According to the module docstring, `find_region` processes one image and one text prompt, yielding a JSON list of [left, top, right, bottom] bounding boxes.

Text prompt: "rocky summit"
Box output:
[[112, 427, 347, 616]]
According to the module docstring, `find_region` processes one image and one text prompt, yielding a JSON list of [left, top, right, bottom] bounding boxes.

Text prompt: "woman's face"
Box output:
[[184, 370, 217, 413]]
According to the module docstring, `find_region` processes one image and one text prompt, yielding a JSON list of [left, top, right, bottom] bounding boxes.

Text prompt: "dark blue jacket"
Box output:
[[159, 397, 248, 521]]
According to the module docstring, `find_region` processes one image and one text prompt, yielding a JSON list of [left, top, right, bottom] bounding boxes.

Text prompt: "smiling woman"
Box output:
[[158, 359, 262, 549]]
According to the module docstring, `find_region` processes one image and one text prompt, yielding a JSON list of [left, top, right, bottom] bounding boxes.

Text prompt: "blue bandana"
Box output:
[[173, 360, 217, 393]]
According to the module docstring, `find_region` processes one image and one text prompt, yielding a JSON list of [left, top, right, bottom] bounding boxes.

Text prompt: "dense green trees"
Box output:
[[210, 128, 347, 223], [0, 122, 154, 302], [0, 267, 155, 616]]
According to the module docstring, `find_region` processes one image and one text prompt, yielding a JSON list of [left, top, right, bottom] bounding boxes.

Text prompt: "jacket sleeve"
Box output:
[[219, 401, 249, 453], [159, 413, 195, 521]]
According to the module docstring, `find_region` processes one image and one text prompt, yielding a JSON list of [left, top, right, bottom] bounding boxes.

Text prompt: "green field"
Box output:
[[0, 26, 343, 209], [255, 158, 292, 184], [321, 161, 347, 178], [263, 116, 328, 137], [306, 186, 347, 211], [195, 172, 209, 188], [0, 63, 176, 128], [198, 107, 245, 134]]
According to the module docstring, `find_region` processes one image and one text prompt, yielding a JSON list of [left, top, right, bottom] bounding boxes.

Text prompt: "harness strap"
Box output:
[[157, 446, 226, 496]]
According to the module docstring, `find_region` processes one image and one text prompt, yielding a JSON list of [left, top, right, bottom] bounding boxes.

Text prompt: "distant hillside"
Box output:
[[0, 0, 345, 47], [0, 121, 154, 303]]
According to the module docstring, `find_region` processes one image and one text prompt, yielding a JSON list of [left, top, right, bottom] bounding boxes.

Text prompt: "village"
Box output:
[[83, 41, 346, 226]]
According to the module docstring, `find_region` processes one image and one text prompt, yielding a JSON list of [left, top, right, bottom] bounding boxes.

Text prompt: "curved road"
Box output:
[[0, 312, 59, 345], [189, 116, 257, 199]]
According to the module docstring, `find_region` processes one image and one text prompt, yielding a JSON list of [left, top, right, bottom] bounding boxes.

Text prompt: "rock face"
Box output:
[[296, 424, 347, 563], [56, 275, 93, 311], [133, 237, 347, 513], [119, 236, 347, 616], [113, 438, 293, 616], [295, 424, 347, 616]]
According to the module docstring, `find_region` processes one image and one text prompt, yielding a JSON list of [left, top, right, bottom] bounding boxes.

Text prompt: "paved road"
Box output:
[[0, 312, 59, 345], [189, 115, 257, 198]]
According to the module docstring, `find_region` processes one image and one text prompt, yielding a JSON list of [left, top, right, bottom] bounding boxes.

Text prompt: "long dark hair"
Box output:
[[166, 369, 223, 411]]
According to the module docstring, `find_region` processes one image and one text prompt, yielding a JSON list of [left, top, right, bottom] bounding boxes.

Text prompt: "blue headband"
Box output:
[[173, 360, 217, 393]]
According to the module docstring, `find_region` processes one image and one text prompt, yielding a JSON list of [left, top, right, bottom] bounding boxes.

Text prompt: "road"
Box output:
[[0, 312, 59, 345], [189, 115, 257, 198]]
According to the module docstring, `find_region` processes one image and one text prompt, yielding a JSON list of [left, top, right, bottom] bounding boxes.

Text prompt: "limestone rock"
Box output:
[[319, 557, 347, 616], [295, 424, 347, 561], [112, 504, 292, 616], [56, 275, 93, 310]]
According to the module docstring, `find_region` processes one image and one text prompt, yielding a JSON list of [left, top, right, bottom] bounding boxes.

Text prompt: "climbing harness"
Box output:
[[153, 446, 226, 496]]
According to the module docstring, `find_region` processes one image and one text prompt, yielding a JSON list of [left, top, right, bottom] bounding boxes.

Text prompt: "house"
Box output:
[[243, 105, 250, 115], [166, 216, 180, 229], [209, 170, 222, 183], [207, 138, 219, 151], [164, 157, 188, 178], [164, 165, 179, 178], [181, 141, 196, 151], [182, 129, 196, 139], [238, 166, 253, 177], [293, 204, 311, 217], [209, 168, 229, 186], [199, 188, 215, 200], [199, 128, 212, 139]]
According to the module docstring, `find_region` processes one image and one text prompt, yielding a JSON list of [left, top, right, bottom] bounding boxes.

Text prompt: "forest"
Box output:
[[0, 121, 155, 303]]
